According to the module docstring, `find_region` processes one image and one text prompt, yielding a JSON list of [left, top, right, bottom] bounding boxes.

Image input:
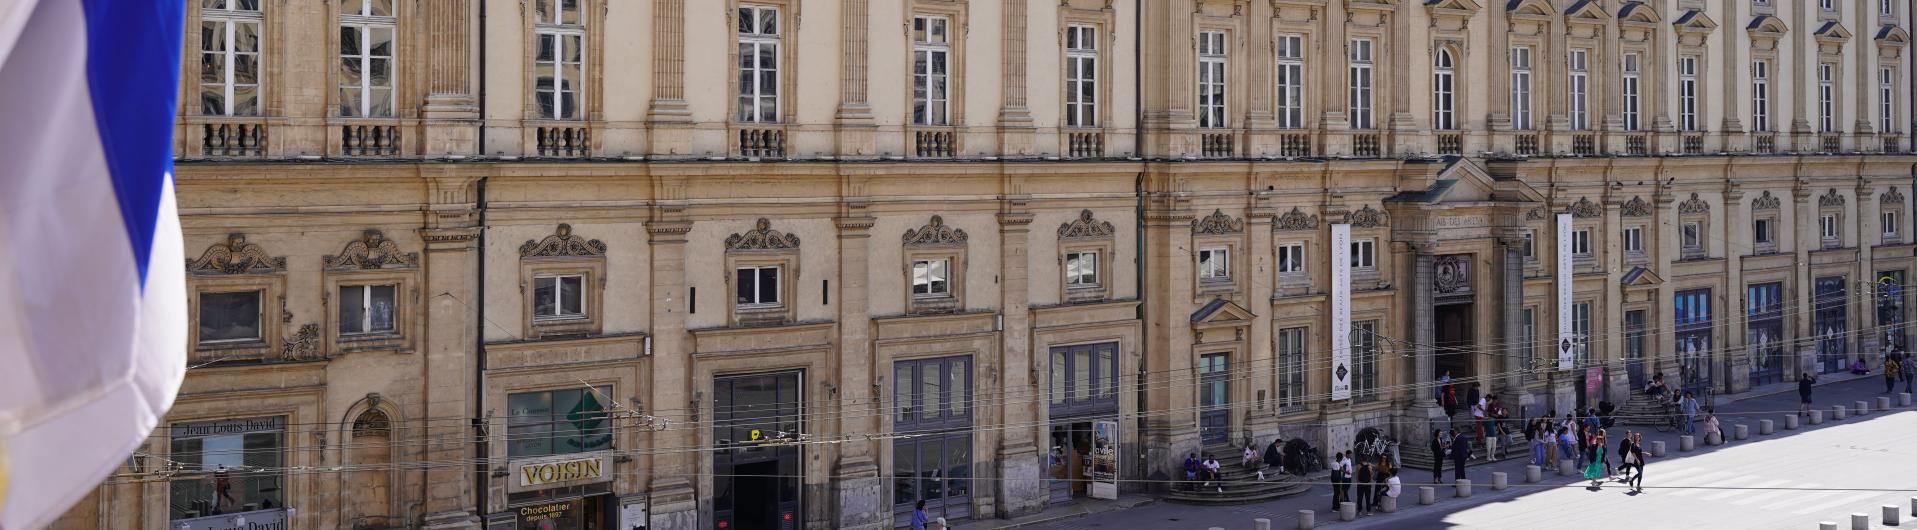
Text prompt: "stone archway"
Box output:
[[344, 403, 396, 529]]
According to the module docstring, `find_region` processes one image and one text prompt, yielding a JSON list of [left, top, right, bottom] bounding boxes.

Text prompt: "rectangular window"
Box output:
[[1349, 39, 1374, 129], [1433, 48, 1455, 130], [1886, 211, 1902, 237], [1065, 25, 1098, 127], [735, 265, 781, 307], [1683, 221, 1703, 250], [1523, 232, 1536, 259], [1675, 288, 1716, 388], [737, 6, 781, 123], [1353, 320, 1379, 400], [1277, 327, 1307, 409], [1820, 64, 1837, 133], [1883, 0, 1894, 16], [1882, 67, 1897, 133], [1522, 308, 1537, 376], [1751, 60, 1770, 132], [200, 0, 263, 116], [1623, 53, 1641, 131], [198, 290, 262, 343], [1623, 226, 1643, 254], [1198, 31, 1228, 128], [1679, 56, 1699, 131], [1755, 218, 1775, 245], [1278, 243, 1306, 274], [1198, 248, 1230, 279], [507, 386, 611, 457], [1821, 214, 1840, 239], [896, 355, 973, 427], [533, 274, 586, 320], [1823, 0, 1836, 11], [1276, 34, 1305, 129], [1815, 277, 1849, 373], [337, 284, 396, 335], [913, 16, 951, 126], [1568, 49, 1589, 131], [338, 1, 395, 118], [1511, 46, 1533, 130], [912, 259, 951, 297], [534, 2, 586, 120], [1573, 301, 1593, 366], [168, 416, 285, 521], [1351, 239, 1376, 269], [1571, 228, 1593, 257], [1049, 342, 1119, 415], [1065, 251, 1099, 286]]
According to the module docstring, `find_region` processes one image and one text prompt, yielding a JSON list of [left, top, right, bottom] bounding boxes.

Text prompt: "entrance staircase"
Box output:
[[1398, 421, 1530, 474], [1163, 446, 1312, 506], [1618, 391, 1671, 427]]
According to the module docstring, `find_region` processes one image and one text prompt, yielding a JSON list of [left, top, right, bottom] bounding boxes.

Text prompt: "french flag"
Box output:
[[0, 0, 188, 528]]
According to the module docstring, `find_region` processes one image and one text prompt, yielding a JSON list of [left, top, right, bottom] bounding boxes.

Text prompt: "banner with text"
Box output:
[[1331, 223, 1353, 401], [1091, 420, 1119, 499], [1557, 213, 1575, 371]]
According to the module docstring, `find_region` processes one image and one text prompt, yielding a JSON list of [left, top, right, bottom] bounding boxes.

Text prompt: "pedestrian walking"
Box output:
[[1330, 451, 1348, 510], [1583, 430, 1608, 488], [1450, 430, 1471, 481], [1799, 372, 1817, 417], [1371, 460, 1387, 514], [1677, 392, 1699, 434], [1429, 430, 1446, 485], [1556, 427, 1574, 469], [1902, 353, 1916, 394], [1355, 460, 1374, 515], [1574, 423, 1590, 469], [1628, 432, 1647, 492], [1887, 354, 1904, 393], [1616, 431, 1636, 482], [1529, 420, 1547, 467]]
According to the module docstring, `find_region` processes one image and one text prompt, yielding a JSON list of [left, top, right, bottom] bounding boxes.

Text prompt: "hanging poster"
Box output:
[[1090, 420, 1119, 499], [1557, 213, 1575, 371], [1331, 223, 1353, 401]]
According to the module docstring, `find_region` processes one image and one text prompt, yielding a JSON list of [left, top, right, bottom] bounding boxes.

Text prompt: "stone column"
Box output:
[[1141, 194, 1198, 487], [1793, 184, 1816, 379], [997, 0, 1034, 156], [1500, 231, 1527, 395], [1724, 186, 1750, 393], [836, 0, 876, 157], [419, 0, 478, 156], [644, 215, 697, 530], [418, 174, 481, 530], [996, 210, 1044, 517], [832, 211, 883, 529], [1413, 244, 1437, 399], [1246, 203, 1278, 440], [1856, 182, 1879, 362], [648, 0, 692, 154]]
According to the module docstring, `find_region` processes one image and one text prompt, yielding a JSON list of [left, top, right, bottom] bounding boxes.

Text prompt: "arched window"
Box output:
[[1433, 48, 1456, 130]]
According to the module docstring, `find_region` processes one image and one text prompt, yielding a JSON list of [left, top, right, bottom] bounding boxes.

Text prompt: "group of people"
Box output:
[[1427, 428, 1475, 484], [1328, 451, 1401, 516], [1183, 437, 1318, 493], [1438, 378, 1515, 459], [1181, 453, 1227, 493], [1882, 352, 1917, 394]]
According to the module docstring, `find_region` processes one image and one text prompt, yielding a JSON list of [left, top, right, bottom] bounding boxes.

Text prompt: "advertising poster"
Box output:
[[1557, 213, 1575, 371], [1090, 420, 1119, 499], [1331, 223, 1353, 401]]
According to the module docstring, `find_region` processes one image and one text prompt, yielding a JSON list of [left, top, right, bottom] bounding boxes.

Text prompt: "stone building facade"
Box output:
[[57, 1, 1917, 529]]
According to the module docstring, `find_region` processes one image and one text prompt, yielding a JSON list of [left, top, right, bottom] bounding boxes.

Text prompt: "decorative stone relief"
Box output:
[[1435, 255, 1472, 295], [725, 218, 801, 251], [1274, 207, 1320, 231], [904, 215, 969, 246], [1345, 205, 1388, 228], [1525, 206, 1550, 221], [323, 229, 418, 270], [1057, 209, 1115, 239], [187, 233, 286, 274], [1884, 187, 1907, 205], [1678, 193, 1711, 215], [1568, 197, 1604, 219], [281, 323, 321, 360], [1192, 209, 1245, 235], [1752, 191, 1781, 210], [1621, 196, 1652, 217], [520, 224, 607, 257], [1819, 189, 1846, 208]]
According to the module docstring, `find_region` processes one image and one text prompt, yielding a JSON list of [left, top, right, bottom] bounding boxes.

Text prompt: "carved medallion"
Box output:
[[1058, 209, 1116, 239], [1568, 197, 1604, 219], [520, 224, 607, 257], [187, 233, 286, 274], [904, 215, 969, 246], [1274, 207, 1320, 231], [1751, 190, 1781, 211], [1435, 255, 1472, 295], [1678, 193, 1711, 215], [1192, 209, 1245, 235], [1819, 188, 1846, 208], [1345, 205, 1388, 228], [324, 229, 418, 270], [725, 218, 801, 251], [1620, 196, 1652, 217]]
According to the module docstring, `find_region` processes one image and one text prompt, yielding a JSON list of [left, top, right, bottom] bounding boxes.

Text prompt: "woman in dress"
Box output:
[[1583, 430, 1609, 488]]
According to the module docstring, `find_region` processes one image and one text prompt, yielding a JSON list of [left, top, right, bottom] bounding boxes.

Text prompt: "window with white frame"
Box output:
[[1820, 64, 1837, 133], [737, 5, 781, 123], [1277, 327, 1307, 409], [534, 1, 585, 120], [1822, 0, 1836, 11], [1754, 217, 1776, 246], [1198, 248, 1230, 280], [912, 258, 951, 297], [735, 265, 781, 308], [1882, 0, 1894, 16], [1065, 24, 1098, 128], [1683, 220, 1703, 250], [1198, 30, 1228, 129], [1276, 34, 1305, 129], [1351, 239, 1376, 270], [532, 274, 586, 320], [1885, 211, 1901, 238], [1679, 55, 1699, 131], [1278, 242, 1306, 275], [1568, 49, 1589, 131], [1433, 47, 1456, 130], [1821, 214, 1840, 240], [1623, 53, 1641, 131], [1066, 251, 1099, 287], [1349, 38, 1374, 129], [1751, 60, 1770, 132], [1623, 226, 1644, 254], [338, 284, 396, 335], [339, 0, 394, 117], [1882, 67, 1897, 133], [913, 16, 951, 126], [1521, 307, 1537, 377], [1523, 231, 1536, 259], [1572, 228, 1593, 257], [201, 0, 263, 116], [198, 290, 263, 343], [1510, 46, 1533, 130], [1573, 301, 1593, 365]]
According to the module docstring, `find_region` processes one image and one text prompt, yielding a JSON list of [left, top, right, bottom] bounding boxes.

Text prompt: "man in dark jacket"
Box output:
[[1429, 430, 1446, 485], [1616, 431, 1636, 482], [1798, 373, 1817, 417], [1450, 430, 1471, 481], [1263, 438, 1284, 473]]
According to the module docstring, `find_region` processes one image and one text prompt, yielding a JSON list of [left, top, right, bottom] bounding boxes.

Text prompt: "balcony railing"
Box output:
[[1353, 133, 1381, 157], [201, 121, 268, 157], [1571, 134, 1597, 155], [913, 129, 957, 158], [1821, 135, 1841, 152], [1682, 135, 1704, 154], [536, 125, 591, 157], [1200, 132, 1235, 158], [1514, 134, 1540, 156], [1067, 130, 1104, 158], [737, 127, 786, 158], [1884, 136, 1904, 153], [1279, 132, 1310, 157], [1753, 134, 1776, 154], [1435, 133, 1462, 156], [1625, 134, 1649, 155], [339, 124, 400, 157]]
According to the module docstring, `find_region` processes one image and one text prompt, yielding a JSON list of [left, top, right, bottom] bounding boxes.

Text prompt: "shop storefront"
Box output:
[[500, 386, 617, 530], [1747, 282, 1786, 387], [1879, 271, 1906, 353], [168, 417, 287, 524], [713, 371, 804, 530], [1046, 342, 1119, 505], [1815, 276, 1849, 374], [1674, 288, 1714, 395], [892, 356, 974, 526]]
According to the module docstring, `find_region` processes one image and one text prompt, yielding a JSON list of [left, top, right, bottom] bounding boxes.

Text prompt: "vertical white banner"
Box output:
[[1331, 224, 1353, 401], [1556, 213, 1575, 371]]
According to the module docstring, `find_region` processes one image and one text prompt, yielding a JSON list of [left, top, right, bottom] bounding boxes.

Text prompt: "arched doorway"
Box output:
[[347, 409, 392, 529]]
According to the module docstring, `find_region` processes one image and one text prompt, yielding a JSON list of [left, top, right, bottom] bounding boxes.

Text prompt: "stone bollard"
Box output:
[[1760, 419, 1775, 435], [1651, 440, 1667, 457], [1902, 393, 1912, 407], [1820, 522, 1837, 530], [1493, 472, 1509, 491], [1852, 513, 1869, 530], [1879, 396, 1892, 411], [1885, 505, 1902, 526], [1735, 424, 1749, 440], [1456, 479, 1474, 498], [1298, 511, 1315, 530], [1560, 459, 1577, 476], [1833, 405, 1847, 420], [1680, 435, 1696, 451], [1340, 502, 1356, 522], [1256, 520, 1272, 530], [1526, 465, 1542, 483], [1855, 400, 1870, 415], [1381, 495, 1398, 513], [1810, 409, 1825, 424], [1419, 486, 1436, 505]]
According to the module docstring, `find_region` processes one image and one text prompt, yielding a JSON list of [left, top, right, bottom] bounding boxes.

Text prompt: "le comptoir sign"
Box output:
[[511, 453, 613, 493]]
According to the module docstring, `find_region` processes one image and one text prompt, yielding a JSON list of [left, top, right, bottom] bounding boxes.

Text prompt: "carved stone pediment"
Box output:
[[1192, 209, 1245, 235], [1568, 197, 1604, 219], [1345, 205, 1388, 228], [1819, 189, 1846, 208], [1621, 196, 1652, 217], [1274, 207, 1321, 231], [188, 233, 286, 274], [726, 218, 801, 251], [1883, 187, 1906, 206], [323, 229, 418, 270], [1678, 193, 1711, 215], [1752, 191, 1781, 210], [1526, 206, 1550, 221], [1058, 209, 1116, 239], [904, 215, 969, 246], [520, 224, 607, 257]]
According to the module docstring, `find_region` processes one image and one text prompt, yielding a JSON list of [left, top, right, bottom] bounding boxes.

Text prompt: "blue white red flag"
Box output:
[[0, 0, 188, 528]]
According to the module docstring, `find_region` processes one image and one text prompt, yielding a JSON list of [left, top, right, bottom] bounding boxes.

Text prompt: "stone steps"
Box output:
[[1163, 456, 1313, 506], [1399, 433, 1529, 473]]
